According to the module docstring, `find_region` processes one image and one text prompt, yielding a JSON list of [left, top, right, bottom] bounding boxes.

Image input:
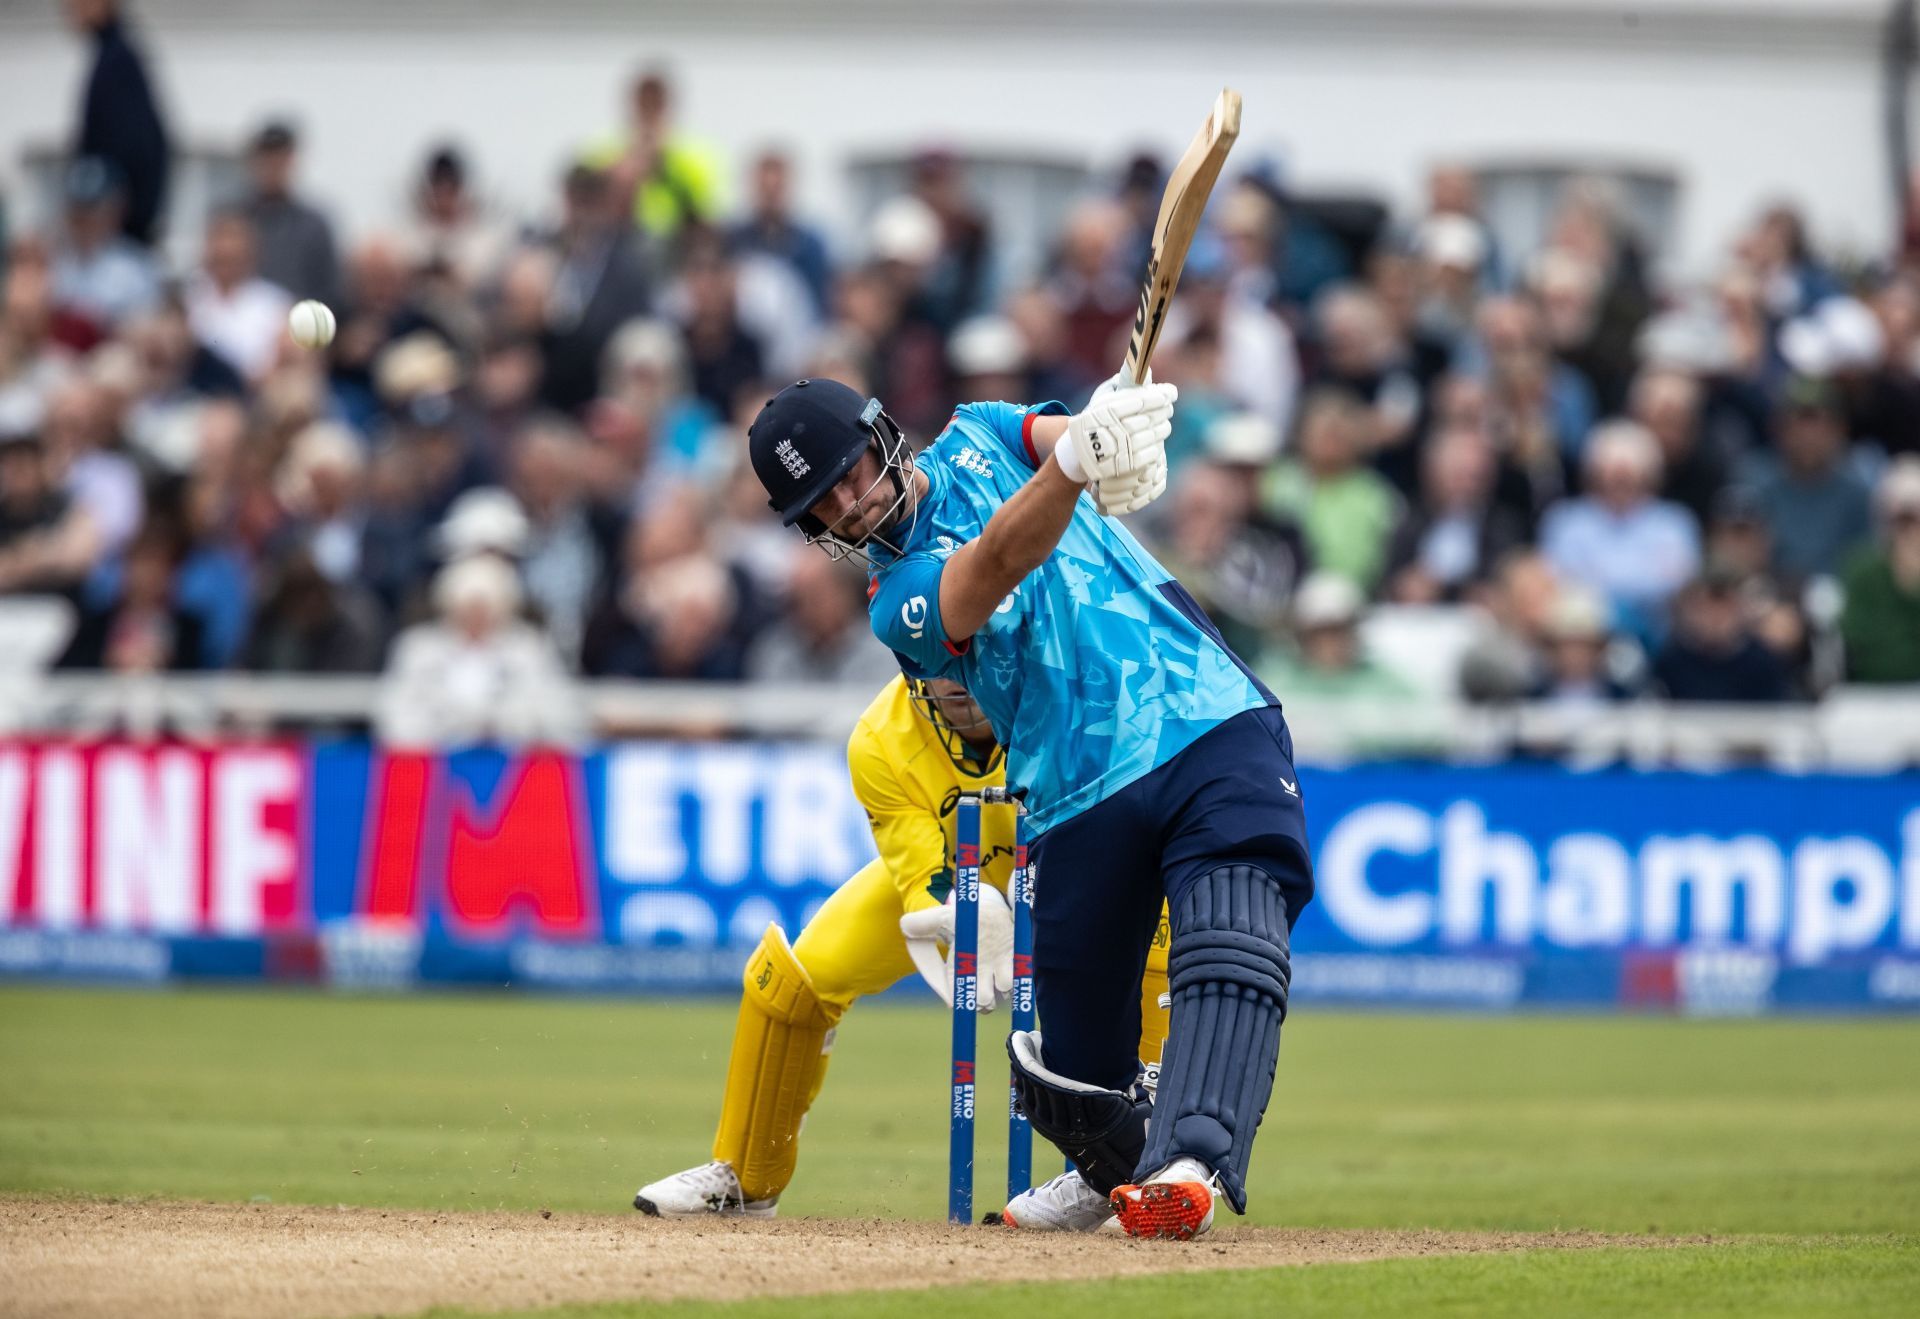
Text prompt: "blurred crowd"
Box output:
[[2, 3, 1918, 746]]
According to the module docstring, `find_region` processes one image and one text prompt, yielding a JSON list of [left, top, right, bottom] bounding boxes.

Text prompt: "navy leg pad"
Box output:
[[1007, 1030, 1151, 1197], [1139, 863, 1291, 1214]]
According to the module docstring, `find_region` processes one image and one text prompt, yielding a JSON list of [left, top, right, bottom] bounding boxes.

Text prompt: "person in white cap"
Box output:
[[376, 553, 583, 748], [1257, 570, 1417, 704]]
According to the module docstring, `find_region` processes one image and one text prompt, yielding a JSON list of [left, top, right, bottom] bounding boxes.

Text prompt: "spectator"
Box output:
[[595, 316, 721, 490], [1630, 366, 1728, 526], [1531, 247, 1614, 412], [1148, 323, 1234, 476], [582, 487, 759, 679], [1257, 572, 1418, 702], [49, 157, 160, 337], [1458, 548, 1562, 702], [0, 433, 88, 596], [1170, 236, 1298, 430], [1464, 294, 1595, 463], [598, 67, 725, 247], [584, 546, 744, 681], [405, 144, 512, 295], [1000, 286, 1093, 408], [65, 0, 169, 248], [1839, 457, 1920, 683], [1532, 587, 1635, 711], [471, 330, 545, 476], [1703, 484, 1808, 677], [509, 418, 616, 664], [121, 298, 246, 469], [1544, 179, 1653, 410], [41, 373, 143, 584], [1430, 368, 1561, 521], [377, 553, 582, 747], [327, 234, 455, 434], [1046, 199, 1136, 386], [240, 549, 384, 674], [0, 242, 71, 438], [1310, 283, 1422, 494], [272, 420, 368, 585], [908, 148, 994, 331], [1740, 376, 1872, 581], [1858, 275, 1920, 455], [1409, 211, 1490, 361], [1149, 434, 1307, 664], [1741, 201, 1840, 323], [541, 165, 652, 414], [1653, 566, 1794, 702], [173, 463, 253, 668], [676, 235, 764, 417], [1219, 183, 1284, 311], [186, 208, 293, 382], [730, 148, 834, 317], [1262, 388, 1400, 592], [241, 120, 342, 307], [1421, 163, 1501, 290], [1384, 423, 1530, 604], [947, 315, 1028, 413], [58, 527, 204, 671], [1540, 420, 1700, 636], [859, 196, 955, 434], [744, 550, 898, 685]]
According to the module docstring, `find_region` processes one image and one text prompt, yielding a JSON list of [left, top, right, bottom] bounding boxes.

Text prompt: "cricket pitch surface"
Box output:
[[1, 1197, 1683, 1319]]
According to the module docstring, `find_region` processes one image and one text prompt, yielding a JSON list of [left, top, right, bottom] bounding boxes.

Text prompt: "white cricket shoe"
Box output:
[[633, 1160, 777, 1218], [1108, 1156, 1218, 1240], [1000, 1169, 1118, 1232]]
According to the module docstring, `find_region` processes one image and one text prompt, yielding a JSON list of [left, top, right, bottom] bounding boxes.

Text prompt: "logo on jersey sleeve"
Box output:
[[902, 595, 929, 639]]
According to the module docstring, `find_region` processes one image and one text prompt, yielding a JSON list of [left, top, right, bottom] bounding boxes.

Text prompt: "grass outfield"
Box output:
[[2, 986, 1917, 1315]]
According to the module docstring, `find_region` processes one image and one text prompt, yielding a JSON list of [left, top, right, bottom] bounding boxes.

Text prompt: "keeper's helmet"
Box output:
[[905, 674, 1002, 775], [748, 378, 916, 564]]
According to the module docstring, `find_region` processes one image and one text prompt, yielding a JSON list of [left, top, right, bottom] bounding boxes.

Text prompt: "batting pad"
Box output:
[[712, 924, 844, 1203], [1140, 864, 1291, 1214]]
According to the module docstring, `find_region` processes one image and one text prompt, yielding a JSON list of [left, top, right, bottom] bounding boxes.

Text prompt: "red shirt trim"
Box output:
[[1021, 410, 1041, 468], [943, 637, 972, 657]]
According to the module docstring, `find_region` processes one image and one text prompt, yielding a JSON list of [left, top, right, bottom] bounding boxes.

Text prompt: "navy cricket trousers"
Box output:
[[1027, 703, 1315, 1091]]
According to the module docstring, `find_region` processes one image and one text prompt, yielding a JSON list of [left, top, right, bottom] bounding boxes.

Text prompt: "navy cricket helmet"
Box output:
[[748, 378, 916, 561]]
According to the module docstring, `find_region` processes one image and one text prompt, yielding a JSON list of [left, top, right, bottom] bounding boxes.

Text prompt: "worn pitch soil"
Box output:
[[0, 1198, 1681, 1319]]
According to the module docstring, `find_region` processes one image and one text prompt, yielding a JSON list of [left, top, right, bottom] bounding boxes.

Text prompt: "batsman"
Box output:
[[635, 673, 1171, 1228], [745, 355, 1312, 1238]]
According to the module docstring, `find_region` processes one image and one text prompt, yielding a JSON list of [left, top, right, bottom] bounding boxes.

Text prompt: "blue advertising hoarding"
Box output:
[[0, 738, 1915, 1012]]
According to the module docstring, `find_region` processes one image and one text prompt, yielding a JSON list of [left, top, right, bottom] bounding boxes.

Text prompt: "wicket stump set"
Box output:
[[948, 788, 1033, 1225]]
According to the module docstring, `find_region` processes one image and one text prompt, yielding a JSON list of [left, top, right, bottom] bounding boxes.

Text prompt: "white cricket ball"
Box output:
[[288, 300, 336, 350]]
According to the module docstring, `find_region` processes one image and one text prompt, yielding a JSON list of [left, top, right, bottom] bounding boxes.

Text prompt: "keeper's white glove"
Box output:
[[900, 885, 1015, 1013], [1055, 379, 1177, 516]]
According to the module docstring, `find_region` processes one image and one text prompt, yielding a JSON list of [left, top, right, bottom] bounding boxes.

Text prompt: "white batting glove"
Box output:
[[1055, 382, 1177, 487], [1095, 458, 1168, 517], [900, 886, 1015, 1012], [1088, 366, 1154, 407]]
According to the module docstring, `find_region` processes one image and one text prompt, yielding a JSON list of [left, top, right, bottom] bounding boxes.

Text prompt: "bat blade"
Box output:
[[1122, 87, 1243, 386]]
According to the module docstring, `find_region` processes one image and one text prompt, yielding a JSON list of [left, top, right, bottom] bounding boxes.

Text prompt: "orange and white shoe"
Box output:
[[1108, 1157, 1217, 1240]]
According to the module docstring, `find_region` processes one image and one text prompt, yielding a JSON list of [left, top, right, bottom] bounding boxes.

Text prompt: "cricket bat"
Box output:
[[1121, 87, 1244, 386]]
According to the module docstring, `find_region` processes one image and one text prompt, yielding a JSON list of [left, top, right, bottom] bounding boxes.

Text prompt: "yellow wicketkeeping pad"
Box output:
[[711, 924, 844, 1202]]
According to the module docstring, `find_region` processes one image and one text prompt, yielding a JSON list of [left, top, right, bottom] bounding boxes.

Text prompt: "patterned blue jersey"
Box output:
[[867, 400, 1273, 833]]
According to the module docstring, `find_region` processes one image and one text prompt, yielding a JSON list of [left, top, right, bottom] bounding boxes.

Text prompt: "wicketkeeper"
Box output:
[[634, 673, 1169, 1226]]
